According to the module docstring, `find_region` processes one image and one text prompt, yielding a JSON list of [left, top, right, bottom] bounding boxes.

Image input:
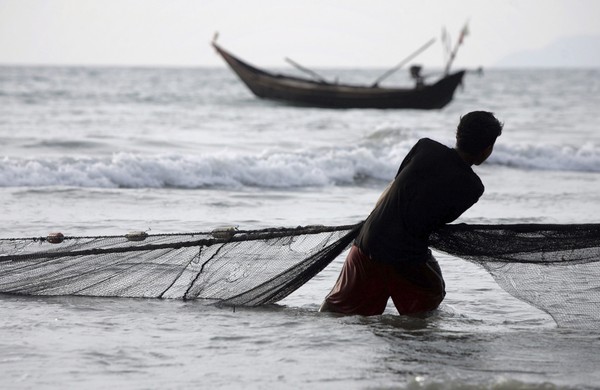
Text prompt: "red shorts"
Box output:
[[321, 245, 445, 316]]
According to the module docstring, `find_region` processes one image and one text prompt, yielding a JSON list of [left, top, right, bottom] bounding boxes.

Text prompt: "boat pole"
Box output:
[[370, 38, 435, 87], [444, 22, 469, 75], [284, 57, 328, 83]]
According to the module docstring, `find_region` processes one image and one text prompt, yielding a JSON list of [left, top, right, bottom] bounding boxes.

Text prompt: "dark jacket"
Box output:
[[355, 138, 484, 265]]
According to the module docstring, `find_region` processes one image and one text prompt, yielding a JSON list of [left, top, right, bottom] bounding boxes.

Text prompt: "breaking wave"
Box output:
[[1, 141, 598, 189]]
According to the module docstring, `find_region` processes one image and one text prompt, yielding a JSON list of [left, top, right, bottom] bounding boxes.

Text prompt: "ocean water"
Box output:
[[1, 65, 600, 389]]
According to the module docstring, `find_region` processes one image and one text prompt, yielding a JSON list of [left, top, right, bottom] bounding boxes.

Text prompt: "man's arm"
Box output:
[[437, 183, 484, 228]]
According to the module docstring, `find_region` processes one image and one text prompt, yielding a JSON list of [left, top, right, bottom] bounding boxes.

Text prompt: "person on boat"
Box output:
[[409, 65, 425, 88], [320, 111, 503, 316]]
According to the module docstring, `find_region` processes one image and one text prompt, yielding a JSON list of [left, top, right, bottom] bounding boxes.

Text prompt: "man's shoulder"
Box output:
[[413, 138, 455, 160], [417, 137, 440, 145], [417, 138, 450, 150]]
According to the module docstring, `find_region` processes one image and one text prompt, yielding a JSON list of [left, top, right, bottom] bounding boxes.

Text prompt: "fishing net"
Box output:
[[1, 222, 599, 328], [430, 223, 600, 329], [0, 224, 359, 306]]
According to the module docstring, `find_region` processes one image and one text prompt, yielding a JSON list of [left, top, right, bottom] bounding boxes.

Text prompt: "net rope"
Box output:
[[1, 222, 599, 328], [0, 224, 360, 306]]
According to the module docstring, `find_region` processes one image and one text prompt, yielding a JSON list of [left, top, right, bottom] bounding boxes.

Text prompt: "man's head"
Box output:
[[456, 111, 503, 165]]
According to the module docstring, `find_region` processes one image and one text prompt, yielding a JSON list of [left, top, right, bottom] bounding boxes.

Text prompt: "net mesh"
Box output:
[[0, 224, 359, 306], [430, 223, 600, 329], [1, 222, 599, 328]]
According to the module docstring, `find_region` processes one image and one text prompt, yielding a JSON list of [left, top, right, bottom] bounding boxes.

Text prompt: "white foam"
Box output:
[[1, 140, 598, 189], [489, 142, 600, 172]]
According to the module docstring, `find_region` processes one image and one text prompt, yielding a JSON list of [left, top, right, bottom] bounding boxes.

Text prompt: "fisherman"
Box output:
[[409, 65, 425, 88], [320, 111, 503, 316]]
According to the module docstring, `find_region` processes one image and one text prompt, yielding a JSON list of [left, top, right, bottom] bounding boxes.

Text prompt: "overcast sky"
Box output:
[[1, 0, 599, 68]]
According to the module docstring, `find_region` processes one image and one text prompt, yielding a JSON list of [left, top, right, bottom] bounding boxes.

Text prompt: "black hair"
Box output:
[[456, 111, 503, 155]]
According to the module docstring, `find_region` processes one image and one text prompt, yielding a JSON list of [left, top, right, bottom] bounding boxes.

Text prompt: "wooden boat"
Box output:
[[212, 40, 465, 109]]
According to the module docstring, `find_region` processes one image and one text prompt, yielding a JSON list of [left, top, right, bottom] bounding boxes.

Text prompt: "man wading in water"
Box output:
[[320, 111, 503, 316]]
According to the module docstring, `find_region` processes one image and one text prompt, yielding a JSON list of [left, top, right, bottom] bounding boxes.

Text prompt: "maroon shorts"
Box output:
[[321, 245, 445, 316]]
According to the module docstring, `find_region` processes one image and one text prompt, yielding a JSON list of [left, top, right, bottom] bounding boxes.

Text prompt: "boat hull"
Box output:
[[213, 43, 465, 109]]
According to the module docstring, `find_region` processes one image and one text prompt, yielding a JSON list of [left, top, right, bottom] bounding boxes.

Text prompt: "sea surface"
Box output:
[[1, 65, 599, 389]]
